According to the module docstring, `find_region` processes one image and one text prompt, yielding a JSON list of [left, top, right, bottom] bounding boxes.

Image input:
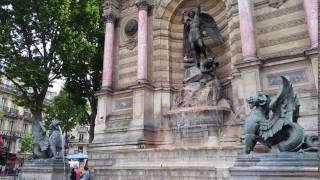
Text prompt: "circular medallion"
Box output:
[[124, 19, 138, 36]]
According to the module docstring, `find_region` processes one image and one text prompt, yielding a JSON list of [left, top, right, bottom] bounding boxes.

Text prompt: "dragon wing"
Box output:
[[259, 76, 300, 140], [199, 13, 224, 45]]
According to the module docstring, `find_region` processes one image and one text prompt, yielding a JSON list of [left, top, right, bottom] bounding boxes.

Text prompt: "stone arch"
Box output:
[[152, 0, 232, 90]]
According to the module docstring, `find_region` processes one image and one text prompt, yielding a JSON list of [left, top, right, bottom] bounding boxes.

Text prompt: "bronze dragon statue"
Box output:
[[244, 76, 318, 154], [32, 118, 63, 159]]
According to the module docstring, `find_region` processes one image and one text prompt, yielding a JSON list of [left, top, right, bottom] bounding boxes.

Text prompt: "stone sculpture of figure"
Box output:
[[182, 0, 224, 69], [244, 76, 318, 154], [48, 120, 63, 159], [32, 113, 50, 159]]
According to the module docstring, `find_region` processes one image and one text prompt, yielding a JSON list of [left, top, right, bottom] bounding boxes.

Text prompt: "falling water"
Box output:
[[58, 126, 66, 180]]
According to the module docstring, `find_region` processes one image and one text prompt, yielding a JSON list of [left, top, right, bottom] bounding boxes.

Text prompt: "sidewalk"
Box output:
[[0, 176, 15, 180]]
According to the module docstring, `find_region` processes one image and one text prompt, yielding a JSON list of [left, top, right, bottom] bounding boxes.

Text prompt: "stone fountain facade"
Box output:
[[88, 0, 318, 179]]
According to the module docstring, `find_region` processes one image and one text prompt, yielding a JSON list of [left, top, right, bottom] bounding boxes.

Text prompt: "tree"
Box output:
[[0, 0, 70, 130], [19, 133, 32, 153], [59, 0, 104, 142], [44, 90, 88, 145]]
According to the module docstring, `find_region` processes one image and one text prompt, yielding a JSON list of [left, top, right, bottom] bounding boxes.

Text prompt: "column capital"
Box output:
[[135, 0, 152, 11], [103, 13, 118, 23]]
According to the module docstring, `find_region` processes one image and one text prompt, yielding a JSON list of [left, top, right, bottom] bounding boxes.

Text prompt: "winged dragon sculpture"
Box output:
[[244, 76, 318, 154], [32, 118, 63, 159], [182, 0, 224, 72]]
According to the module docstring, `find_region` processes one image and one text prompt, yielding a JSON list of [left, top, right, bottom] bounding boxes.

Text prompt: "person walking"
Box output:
[[70, 167, 76, 180], [70, 164, 81, 180], [80, 167, 90, 180], [74, 165, 81, 180]]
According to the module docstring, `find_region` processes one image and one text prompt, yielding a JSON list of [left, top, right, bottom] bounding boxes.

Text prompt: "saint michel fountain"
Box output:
[[22, 0, 319, 179], [87, 0, 318, 179]]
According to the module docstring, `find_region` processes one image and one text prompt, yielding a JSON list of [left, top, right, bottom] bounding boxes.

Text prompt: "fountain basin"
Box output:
[[164, 106, 230, 128], [163, 106, 231, 147]]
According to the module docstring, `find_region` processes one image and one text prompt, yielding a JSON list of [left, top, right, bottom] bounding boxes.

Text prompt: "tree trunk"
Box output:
[[88, 98, 97, 143]]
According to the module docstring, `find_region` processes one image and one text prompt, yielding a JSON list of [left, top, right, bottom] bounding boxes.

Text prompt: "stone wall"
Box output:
[[88, 147, 241, 180], [90, 0, 318, 178], [93, 0, 318, 149]]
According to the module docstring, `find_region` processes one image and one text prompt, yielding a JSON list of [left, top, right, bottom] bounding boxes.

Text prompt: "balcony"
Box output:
[[0, 105, 19, 118], [23, 111, 33, 121], [76, 126, 88, 133], [0, 130, 23, 138], [68, 139, 89, 145], [0, 83, 18, 94]]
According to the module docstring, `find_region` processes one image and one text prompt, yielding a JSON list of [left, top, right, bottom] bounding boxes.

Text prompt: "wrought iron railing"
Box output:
[[0, 83, 18, 93], [0, 105, 19, 117], [0, 130, 23, 138], [76, 126, 88, 132]]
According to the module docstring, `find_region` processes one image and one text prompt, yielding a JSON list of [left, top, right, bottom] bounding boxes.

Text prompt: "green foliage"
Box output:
[[60, 0, 103, 104], [0, 0, 70, 112], [44, 90, 88, 134], [19, 133, 32, 153], [59, 0, 104, 142]]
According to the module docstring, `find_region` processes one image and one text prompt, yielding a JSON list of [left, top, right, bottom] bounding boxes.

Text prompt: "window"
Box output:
[[78, 146, 83, 153], [12, 104, 17, 114], [23, 124, 28, 134], [79, 133, 84, 142], [1, 97, 7, 107], [8, 121, 14, 131], [3, 138, 7, 147]]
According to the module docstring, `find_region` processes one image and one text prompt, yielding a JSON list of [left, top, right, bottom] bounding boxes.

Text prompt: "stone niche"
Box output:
[[158, 0, 242, 149], [167, 0, 231, 87]]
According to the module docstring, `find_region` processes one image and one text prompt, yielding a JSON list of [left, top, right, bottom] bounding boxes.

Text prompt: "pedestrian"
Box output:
[[74, 164, 81, 180], [70, 167, 76, 180], [80, 166, 90, 180]]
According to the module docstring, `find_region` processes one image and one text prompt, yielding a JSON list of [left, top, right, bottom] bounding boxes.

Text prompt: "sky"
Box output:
[[50, 78, 65, 94]]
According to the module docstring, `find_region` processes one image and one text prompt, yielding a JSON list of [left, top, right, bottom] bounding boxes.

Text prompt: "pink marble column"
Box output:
[[136, 1, 150, 83], [102, 14, 116, 89], [304, 0, 318, 49], [238, 0, 257, 61]]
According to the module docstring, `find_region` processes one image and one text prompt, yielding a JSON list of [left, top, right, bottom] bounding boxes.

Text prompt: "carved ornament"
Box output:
[[268, 0, 288, 8]]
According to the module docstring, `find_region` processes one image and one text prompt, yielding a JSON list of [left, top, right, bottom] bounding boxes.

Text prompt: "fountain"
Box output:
[[21, 120, 69, 180], [158, 1, 244, 148]]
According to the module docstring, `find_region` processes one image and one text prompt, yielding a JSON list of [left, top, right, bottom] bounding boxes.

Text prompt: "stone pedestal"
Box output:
[[304, 48, 319, 89], [21, 159, 69, 180], [229, 152, 318, 180], [92, 89, 113, 144], [234, 59, 263, 114], [89, 83, 157, 151]]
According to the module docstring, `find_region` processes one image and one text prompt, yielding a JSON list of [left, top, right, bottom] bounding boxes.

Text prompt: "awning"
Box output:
[[67, 152, 88, 160]]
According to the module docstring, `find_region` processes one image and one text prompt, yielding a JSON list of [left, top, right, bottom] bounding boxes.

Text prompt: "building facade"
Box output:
[[0, 78, 57, 154], [0, 78, 32, 154], [68, 125, 90, 154], [89, 0, 318, 179]]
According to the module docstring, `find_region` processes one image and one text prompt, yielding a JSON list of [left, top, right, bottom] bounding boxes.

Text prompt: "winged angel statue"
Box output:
[[244, 76, 318, 154], [182, 0, 224, 71]]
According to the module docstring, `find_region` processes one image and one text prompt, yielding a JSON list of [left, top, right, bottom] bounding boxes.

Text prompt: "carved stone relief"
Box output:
[[120, 0, 136, 11], [267, 69, 308, 86], [125, 19, 138, 36], [269, 0, 288, 8], [114, 98, 133, 110], [120, 17, 138, 50]]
